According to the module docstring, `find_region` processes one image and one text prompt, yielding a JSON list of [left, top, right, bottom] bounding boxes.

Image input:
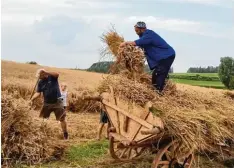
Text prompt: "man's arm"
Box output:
[[45, 71, 59, 78], [31, 92, 41, 101], [134, 34, 152, 46], [120, 34, 152, 47], [29, 92, 41, 106]]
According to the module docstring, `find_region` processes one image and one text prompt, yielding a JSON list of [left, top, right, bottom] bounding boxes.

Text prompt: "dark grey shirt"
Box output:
[[37, 75, 61, 104]]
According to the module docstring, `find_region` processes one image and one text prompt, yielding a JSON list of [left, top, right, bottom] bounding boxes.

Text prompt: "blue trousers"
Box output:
[[152, 55, 175, 91]]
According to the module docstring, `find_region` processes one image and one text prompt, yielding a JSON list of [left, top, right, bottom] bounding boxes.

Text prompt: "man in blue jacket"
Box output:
[[120, 21, 175, 95]]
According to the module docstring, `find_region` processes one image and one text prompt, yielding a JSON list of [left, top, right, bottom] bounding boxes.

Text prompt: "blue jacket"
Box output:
[[134, 29, 175, 70]]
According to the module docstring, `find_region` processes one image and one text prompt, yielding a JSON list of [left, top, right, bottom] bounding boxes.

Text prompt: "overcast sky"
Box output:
[[2, 0, 234, 72]]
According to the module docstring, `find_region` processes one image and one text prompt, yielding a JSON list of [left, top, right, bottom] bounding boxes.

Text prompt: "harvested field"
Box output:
[[2, 60, 234, 167], [1, 60, 105, 167], [1, 93, 66, 167]]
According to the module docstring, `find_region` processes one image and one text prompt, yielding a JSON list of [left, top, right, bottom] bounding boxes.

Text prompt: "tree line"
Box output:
[[87, 61, 174, 74], [187, 66, 219, 73]]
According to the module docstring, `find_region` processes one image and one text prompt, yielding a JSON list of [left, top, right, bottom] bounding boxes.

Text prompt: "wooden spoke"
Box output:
[[109, 135, 148, 161]]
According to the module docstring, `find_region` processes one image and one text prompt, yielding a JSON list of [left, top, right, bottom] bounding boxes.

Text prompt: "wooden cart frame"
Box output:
[[87, 87, 194, 168]]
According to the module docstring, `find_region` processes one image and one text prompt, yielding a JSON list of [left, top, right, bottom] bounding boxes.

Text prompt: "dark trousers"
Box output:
[[152, 55, 175, 91]]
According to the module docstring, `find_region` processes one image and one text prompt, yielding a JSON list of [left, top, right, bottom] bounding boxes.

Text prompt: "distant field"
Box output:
[[171, 79, 225, 89], [170, 73, 225, 89], [172, 73, 219, 77]]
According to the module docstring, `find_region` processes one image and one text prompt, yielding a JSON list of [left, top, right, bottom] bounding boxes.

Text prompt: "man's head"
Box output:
[[36, 69, 48, 79], [134, 21, 146, 36], [60, 82, 68, 91]]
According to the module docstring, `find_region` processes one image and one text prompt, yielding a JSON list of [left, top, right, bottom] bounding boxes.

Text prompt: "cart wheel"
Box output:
[[109, 136, 148, 160], [152, 140, 194, 168]]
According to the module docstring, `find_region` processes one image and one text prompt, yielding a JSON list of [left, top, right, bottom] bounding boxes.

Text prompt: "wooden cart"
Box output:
[[86, 89, 194, 168]]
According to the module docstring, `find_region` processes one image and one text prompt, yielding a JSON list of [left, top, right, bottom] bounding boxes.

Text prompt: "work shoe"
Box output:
[[63, 132, 69, 140]]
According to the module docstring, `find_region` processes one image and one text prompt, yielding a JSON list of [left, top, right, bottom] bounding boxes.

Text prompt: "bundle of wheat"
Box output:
[[97, 75, 155, 106], [1, 93, 65, 167], [97, 75, 176, 106], [68, 87, 101, 112], [150, 85, 234, 159], [1, 81, 43, 110], [101, 28, 145, 77], [1, 81, 31, 99], [100, 29, 124, 57], [117, 45, 145, 74], [160, 108, 234, 157]]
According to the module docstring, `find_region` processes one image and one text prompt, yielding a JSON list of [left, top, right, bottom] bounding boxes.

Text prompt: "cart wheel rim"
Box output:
[[152, 140, 194, 168]]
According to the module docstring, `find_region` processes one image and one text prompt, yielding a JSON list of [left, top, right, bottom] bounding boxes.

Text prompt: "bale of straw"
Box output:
[[1, 93, 65, 167]]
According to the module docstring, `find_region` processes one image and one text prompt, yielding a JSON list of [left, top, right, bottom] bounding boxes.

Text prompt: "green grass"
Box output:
[[22, 140, 109, 168], [169, 73, 226, 89], [171, 79, 225, 89], [65, 140, 109, 166]]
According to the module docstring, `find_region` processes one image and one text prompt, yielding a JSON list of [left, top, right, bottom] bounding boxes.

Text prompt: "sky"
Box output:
[[1, 0, 234, 72]]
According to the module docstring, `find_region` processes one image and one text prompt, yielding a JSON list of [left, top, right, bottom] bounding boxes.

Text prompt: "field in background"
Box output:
[[170, 73, 225, 89], [172, 73, 219, 77], [86, 61, 225, 89]]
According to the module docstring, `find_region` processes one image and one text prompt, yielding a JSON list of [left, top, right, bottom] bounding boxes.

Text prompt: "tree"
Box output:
[[27, 61, 38, 65], [218, 57, 234, 89]]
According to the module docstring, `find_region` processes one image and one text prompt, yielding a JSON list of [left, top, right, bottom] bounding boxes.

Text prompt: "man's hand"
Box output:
[[40, 69, 48, 76], [120, 42, 127, 47], [30, 92, 41, 105], [45, 70, 59, 78], [36, 69, 47, 78], [120, 41, 136, 47]]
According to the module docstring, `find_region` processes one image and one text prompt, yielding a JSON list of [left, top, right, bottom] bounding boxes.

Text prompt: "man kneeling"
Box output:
[[30, 69, 68, 140]]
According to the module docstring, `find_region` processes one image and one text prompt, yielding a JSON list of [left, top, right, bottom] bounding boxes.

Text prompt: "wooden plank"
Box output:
[[141, 127, 161, 135], [109, 132, 132, 146], [114, 96, 121, 134], [109, 132, 128, 142], [109, 86, 121, 134], [102, 91, 119, 130], [102, 100, 153, 129], [131, 110, 150, 141], [123, 116, 129, 132]]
